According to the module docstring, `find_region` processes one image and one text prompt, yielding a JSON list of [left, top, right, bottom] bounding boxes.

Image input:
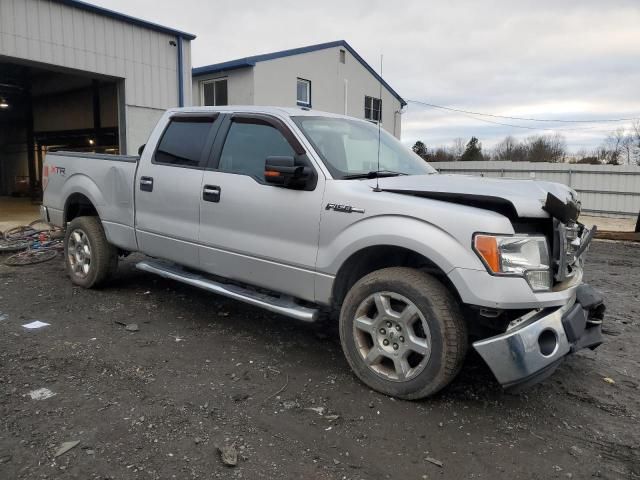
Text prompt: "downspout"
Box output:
[[177, 36, 184, 107], [343, 79, 348, 115]]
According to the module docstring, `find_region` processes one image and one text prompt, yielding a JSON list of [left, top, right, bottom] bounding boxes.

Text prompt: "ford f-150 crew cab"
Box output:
[[41, 106, 605, 399]]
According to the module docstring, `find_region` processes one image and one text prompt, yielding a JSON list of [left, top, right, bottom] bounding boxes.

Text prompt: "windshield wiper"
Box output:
[[342, 170, 407, 180]]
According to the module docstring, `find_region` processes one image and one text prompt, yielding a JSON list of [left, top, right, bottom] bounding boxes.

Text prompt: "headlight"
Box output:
[[473, 234, 552, 291]]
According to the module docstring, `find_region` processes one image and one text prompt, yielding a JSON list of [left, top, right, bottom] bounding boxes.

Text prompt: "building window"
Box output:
[[296, 78, 311, 107], [364, 96, 382, 122], [202, 78, 228, 106], [339, 49, 346, 64]]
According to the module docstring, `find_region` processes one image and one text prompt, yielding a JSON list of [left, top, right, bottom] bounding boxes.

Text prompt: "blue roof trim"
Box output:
[[192, 59, 256, 76], [192, 40, 406, 107], [53, 0, 196, 40]]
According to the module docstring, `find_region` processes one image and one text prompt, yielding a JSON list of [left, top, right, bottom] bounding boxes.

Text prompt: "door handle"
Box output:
[[140, 176, 154, 192], [203, 184, 221, 203]]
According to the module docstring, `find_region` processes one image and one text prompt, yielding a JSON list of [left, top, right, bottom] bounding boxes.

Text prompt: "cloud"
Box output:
[[92, 0, 640, 151]]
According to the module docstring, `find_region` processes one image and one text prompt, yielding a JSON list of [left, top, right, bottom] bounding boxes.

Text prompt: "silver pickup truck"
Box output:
[[41, 106, 605, 399]]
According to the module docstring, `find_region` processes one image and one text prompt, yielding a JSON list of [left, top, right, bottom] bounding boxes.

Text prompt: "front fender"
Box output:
[[317, 214, 486, 276]]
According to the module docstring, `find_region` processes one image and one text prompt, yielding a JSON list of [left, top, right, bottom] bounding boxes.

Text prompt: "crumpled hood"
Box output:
[[374, 174, 579, 219]]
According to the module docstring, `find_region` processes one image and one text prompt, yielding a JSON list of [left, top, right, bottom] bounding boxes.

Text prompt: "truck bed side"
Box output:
[[43, 151, 139, 251]]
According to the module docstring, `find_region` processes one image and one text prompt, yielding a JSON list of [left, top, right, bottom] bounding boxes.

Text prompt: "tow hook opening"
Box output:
[[538, 329, 558, 357]]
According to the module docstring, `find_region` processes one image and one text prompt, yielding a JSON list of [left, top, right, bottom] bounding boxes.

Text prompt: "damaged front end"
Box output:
[[544, 191, 597, 284], [473, 193, 605, 389]]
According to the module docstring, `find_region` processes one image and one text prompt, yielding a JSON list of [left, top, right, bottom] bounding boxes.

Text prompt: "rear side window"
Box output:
[[154, 117, 215, 168], [218, 122, 295, 180]]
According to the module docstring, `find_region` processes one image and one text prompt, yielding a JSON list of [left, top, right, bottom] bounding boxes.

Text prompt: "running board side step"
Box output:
[[136, 260, 318, 322]]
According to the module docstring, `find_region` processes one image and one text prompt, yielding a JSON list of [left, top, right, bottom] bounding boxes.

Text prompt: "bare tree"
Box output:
[[451, 137, 465, 160], [632, 120, 640, 165], [494, 136, 518, 161], [524, 134, 567, 163], [602, 128, 626, 165]]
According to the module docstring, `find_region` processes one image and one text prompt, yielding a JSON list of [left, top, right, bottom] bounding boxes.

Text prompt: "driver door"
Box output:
[[198, 114, 325, 302]]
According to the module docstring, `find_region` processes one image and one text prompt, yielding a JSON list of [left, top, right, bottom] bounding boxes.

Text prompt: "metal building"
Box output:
[[192, 41, 406, 139], [0, 0, 194, 197]]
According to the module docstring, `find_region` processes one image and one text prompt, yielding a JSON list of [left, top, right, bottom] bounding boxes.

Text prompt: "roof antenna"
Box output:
[[373, 54, 383, 192]]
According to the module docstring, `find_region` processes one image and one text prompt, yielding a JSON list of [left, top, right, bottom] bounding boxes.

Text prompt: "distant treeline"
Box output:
[[412, 122, 640, 165]]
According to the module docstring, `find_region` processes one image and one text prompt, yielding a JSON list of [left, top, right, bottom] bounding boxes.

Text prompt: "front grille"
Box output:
[[552, 219, 587, 282]]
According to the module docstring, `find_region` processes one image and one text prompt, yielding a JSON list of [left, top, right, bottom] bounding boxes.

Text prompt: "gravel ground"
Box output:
[[0, 240, 639, 479]]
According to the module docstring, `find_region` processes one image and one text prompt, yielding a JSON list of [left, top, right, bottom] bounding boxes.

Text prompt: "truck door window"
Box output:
[[154, 117, 215, 168], [218, 122, 295, 180]]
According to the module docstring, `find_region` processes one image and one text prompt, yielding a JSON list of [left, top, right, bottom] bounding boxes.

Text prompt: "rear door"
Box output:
[[135, 113, 221, 267], [198, 113, 325, 302]]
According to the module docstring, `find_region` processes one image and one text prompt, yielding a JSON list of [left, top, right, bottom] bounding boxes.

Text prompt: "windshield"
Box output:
[[292, 116, 436, 179]]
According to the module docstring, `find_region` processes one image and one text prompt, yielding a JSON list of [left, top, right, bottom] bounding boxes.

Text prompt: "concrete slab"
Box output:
[[0, 197, 41, 232], [579, 215, 637, 232]]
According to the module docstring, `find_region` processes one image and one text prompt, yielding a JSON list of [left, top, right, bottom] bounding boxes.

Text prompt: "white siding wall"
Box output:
[[191, 67, 254, 106], [0, 0, 192, 153], [252, 47, 403, 138]]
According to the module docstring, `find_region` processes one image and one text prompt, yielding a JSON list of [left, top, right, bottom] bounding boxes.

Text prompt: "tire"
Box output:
[[64, 216, 118, 288], [339, 267, 467, 400]]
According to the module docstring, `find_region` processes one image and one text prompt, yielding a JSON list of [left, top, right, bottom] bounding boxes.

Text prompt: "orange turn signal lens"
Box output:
[[264, 170, 281, 177], [474, 235, 500, 273]]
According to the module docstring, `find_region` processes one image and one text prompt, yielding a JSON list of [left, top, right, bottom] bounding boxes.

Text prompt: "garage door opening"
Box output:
[[0, 60, 122, 200]]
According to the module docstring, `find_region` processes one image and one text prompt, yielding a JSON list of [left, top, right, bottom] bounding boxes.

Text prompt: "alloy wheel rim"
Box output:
[[67, 229, 92, 278], [353, 291, 432, 382]]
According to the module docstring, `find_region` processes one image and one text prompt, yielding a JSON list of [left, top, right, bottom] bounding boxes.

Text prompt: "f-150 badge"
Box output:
[[326, 203, 365, 214]]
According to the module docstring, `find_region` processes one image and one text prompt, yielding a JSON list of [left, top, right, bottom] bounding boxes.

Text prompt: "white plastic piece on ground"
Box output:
[[0, 313, 8, 321], [22, 321, 50, 329], [54, 440, 80, 458], [29, 388, 56, 400]]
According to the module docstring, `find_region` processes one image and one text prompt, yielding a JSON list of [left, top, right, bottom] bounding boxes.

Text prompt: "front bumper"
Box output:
[[472, 284, 605, 389]]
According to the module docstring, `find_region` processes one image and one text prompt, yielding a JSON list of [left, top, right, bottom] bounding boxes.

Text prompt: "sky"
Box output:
[[92, 0, 640, 153]]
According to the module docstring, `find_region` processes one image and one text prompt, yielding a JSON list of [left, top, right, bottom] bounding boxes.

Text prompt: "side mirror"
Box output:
[[264, 156, 310, 188], [138, 144, 146, 156]]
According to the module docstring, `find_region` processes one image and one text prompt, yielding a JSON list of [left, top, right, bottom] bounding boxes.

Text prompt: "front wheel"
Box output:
[[339, 267, 467, 400], [64, 216, 118, 288]]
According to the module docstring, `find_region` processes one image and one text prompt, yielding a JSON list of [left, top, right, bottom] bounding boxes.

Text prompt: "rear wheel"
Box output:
[[64, 216, 118, 288], [339, 267, 467, 399]]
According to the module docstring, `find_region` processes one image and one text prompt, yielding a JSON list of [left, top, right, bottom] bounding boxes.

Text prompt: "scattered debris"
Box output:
[[219, 445, 238, 467], [218, 311, 230, 317], [282, 400, 298, 410], [28, 388, 56, 400], [54, 440, 80, 458], [263, 374, 289, 402], [22, 320, 50, 330], [85, 449, 95, 455], [125, 323, 139, 332], [194, 437, 202, 445], [333, 458, 340, 465], [325, 415, 340, 421], [425, 457, 443, 468], [306, 406, 326, 415], [232, 393, 249, 402], [570, 445, 584, 456], [0, 312, 8, 322], [0, 454, 12, 464], [603, 377, 615, 384]]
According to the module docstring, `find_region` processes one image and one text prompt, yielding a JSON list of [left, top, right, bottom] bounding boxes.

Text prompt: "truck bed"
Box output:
[[43, 151, 139, 251]]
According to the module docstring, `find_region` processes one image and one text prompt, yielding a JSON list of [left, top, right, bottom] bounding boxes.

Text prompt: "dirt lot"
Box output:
[[1, 241, 639, 479]]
